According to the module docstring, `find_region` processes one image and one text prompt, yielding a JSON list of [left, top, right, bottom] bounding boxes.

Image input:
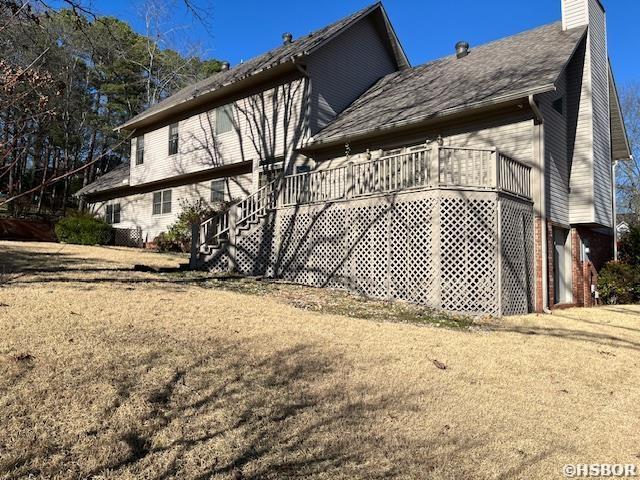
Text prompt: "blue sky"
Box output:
[[92, 0, 638, 85]]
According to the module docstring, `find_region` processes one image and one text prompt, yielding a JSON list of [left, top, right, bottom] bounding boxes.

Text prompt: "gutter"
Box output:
[[529, 94, 552, 314]]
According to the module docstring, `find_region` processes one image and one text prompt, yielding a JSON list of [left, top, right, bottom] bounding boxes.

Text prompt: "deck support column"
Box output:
[[227, 205, 238, 273], [190, 223, 200, 269]]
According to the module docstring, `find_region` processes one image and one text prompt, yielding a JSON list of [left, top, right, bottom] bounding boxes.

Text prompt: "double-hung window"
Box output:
[[211, 179, 226, 202], [105, 203, 121, 224], [215, 104, 233, 135], [135, 136, 144, 165], [152, 189, 172, 215], [168, 123, 179, 155]]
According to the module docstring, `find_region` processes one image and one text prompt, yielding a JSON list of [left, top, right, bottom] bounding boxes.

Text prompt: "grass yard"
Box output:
[[0, 241, 639, 479]]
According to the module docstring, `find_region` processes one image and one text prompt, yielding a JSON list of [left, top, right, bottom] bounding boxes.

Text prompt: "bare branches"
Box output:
[[618, 82, 640, 222]]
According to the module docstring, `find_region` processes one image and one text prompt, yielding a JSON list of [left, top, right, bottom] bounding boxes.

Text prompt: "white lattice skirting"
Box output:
[[205, 189, 534, 316]]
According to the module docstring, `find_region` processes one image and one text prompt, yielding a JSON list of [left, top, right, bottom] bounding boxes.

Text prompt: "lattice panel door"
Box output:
[[389, 199, 438, 306], [347, 204, 389, 299], [273, 210, 313, 284], [439, 196, 498, 315], [236, 215, 276, 276], [500, 198, 535, 315]]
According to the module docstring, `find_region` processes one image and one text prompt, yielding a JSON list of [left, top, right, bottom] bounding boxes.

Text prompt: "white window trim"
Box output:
[[152, 189, 172, 215], [105, 203, 121, 224], [211, 179, 226, 202], [168, 122, 179, 156], [135, 135, 145, 165], [215, 104, 234, 135]]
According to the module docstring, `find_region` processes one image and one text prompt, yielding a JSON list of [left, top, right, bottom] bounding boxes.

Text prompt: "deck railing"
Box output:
[[498, 153, 531, 199], [281, 145, 531, 206], [195, 145, 532, 259], [281, 166, 347, 205]]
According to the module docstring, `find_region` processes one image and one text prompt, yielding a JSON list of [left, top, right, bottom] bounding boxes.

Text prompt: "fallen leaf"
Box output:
[[10, 353, 34, 362], [432, 359, 447, 370]]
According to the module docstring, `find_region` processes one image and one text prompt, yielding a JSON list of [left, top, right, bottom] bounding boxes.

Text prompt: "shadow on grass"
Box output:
[[492, 309, 640, 353], [0, 336, 504, 479]]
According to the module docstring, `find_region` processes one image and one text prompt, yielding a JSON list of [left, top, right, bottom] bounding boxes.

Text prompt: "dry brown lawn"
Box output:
[[0, 240, 639, 479]]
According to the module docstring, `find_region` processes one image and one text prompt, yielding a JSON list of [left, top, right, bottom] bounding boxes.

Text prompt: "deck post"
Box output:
[[492, 148, 500, 190], [346, 161, 354, 198], [189, 223, 200, 269], [227, 204, 238, 272], [432, 145, 441, 186]]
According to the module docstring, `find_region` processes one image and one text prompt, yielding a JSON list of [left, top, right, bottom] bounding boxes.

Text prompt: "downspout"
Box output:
[[612, 160, 618, 260], [529, 94, 552, 314]]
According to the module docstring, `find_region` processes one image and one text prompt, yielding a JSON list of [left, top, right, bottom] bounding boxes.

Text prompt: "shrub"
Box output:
[[154, 198, 233, 252], [55, 213, 113, 245], [597, 261, 640, 305], [618, 224, 640, 267]]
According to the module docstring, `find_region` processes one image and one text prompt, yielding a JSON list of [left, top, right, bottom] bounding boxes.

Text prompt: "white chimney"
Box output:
[[561, 0, 590, 30]]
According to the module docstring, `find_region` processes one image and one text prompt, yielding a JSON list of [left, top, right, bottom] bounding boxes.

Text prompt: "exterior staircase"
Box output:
[[191, 179, 279, 269], [192, 144, 532, 272]]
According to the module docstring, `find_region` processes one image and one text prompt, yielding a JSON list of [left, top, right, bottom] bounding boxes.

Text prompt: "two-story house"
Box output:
[[77, 0, 631, 316]]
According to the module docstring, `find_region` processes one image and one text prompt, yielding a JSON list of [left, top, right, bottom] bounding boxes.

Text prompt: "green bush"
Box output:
[[55, 213, 113, 245], [154, 198, 233, 252], [618, 224, 640, 267], [597, 261, 640, 305]]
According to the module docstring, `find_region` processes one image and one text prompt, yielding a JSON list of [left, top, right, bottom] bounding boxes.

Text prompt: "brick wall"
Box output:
[[533, 220, 614, 311], [534, 217, 544, 312], [571, 227, 614, 307]]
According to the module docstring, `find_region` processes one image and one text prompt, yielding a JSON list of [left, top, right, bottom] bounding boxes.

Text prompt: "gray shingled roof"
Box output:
[[310, 22, 586, 146], [120, 2, 407, 130], [75, 162, 129, 197]]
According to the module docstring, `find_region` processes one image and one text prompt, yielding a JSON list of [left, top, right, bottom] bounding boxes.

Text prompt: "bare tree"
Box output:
[[618, 83, 640, 224]]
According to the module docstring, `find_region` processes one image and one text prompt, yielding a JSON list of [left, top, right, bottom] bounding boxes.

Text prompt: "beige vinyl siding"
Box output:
[[588, 0, 612, 227], [129, 78, 308, 188], [306, 15, 398, 134], [313, 112, 534, 185], [567, 37, 593, 223], [539, 70, 570, 225], [89, 174, 252, 242], [562, 0, 589, 30], [567, 0, 612, 227]]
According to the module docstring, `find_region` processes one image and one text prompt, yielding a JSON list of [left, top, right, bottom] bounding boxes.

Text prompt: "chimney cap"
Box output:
[[455, 41, 470, 59], [282, 32, 293, 44], [220, 61, 230, 71]]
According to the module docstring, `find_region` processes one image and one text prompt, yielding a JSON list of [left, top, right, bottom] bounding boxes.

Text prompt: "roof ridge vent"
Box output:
[[455, 41, 470, 59]]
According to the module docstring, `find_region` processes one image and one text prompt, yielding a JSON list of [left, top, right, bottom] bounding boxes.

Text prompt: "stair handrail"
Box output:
[[197, 178, 280, 251], [235, 178, 280, 229]]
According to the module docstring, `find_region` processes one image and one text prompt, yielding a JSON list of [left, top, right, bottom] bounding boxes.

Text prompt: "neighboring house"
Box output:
[[617, 221, 630, 236], [77, 0, 631, 316]]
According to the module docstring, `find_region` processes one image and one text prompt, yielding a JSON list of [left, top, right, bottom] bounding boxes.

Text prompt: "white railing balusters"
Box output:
[[197, 146, 532, 254]]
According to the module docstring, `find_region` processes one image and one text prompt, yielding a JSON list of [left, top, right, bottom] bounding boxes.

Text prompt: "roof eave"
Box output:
[[117, 55, 307, 132], [305, 84, 556, 150], [608, 61, 632, 161]]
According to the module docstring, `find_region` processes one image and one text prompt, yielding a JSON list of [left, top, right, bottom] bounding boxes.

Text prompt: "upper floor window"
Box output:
[[135, 136, 145, 165], [552, 97, 564, 116], [211, 179, 226, 202], [168, 123, 179, 155], [105, 203, 121, 224], [152, 189, 172, 215], [215, 104, 233, 135]]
